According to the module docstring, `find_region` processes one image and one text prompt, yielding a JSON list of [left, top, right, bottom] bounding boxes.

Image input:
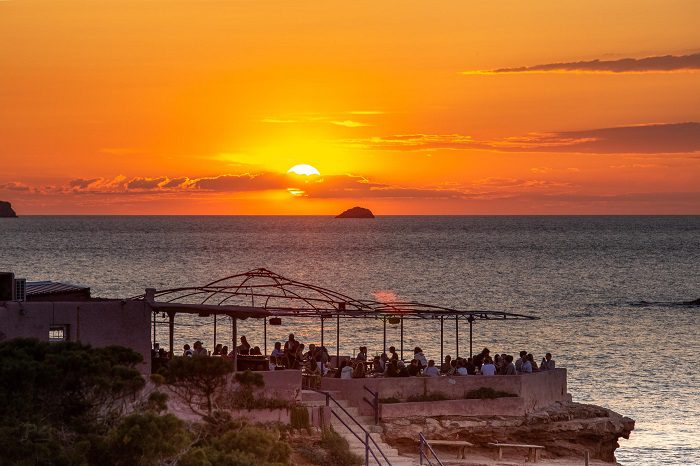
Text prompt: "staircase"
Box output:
[[301, 390, 419, 466]]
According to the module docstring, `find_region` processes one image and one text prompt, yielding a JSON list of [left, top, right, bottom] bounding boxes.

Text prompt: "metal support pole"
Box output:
[[152, 310, 157, 349], [321, 317, 325, 349], [383, 317, 387, 354], [213, 315, 217, 350], [365, 431, 369, 466], [232, 318, 237, 372], [400, 317, 404, 360], [455, 315, 459, 359], [440, 316, 444, 368], [168, 312, 175, 357], [336, 314, 340, 368], [468, 315, 475, 358], [264, 318, 267, 356]]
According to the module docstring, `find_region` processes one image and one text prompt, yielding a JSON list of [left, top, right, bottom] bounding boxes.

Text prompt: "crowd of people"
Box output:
[[159, 335, 555, 380]]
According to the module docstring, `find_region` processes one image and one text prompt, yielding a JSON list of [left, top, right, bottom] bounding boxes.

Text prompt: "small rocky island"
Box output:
[[0, 201, 17, 218], [335, 206, 375, 218]]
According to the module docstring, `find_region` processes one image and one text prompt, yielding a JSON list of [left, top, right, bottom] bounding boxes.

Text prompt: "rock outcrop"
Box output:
[[0, 201, 17, 218], [335, 206, 375, 218], [382, 401, 634, 463]]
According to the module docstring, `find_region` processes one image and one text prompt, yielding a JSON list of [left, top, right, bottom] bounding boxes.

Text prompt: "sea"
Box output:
[[1, 216, 698, 465]]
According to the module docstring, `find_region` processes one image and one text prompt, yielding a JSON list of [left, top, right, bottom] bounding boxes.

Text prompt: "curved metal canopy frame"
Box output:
[[132, 267, 538, 321]]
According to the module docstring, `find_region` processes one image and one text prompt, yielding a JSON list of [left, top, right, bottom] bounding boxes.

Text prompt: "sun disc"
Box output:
[[287, 164, 320, 176]]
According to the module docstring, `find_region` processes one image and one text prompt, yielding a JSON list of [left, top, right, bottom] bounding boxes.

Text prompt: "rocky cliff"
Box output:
[[382, 401, 634, 463], [0, 201, 17, 218]]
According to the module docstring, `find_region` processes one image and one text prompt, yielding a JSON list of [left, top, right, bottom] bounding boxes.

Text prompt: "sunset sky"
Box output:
[[1, 0, 699, 214]]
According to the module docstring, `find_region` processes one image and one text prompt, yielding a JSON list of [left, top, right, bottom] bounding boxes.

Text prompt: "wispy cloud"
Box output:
[[463, 52, 700, 75], [331, 120, 371, 128], [342, 122, 700, 154], [261, 118, 300, 124], [348, 111, 385, 115]]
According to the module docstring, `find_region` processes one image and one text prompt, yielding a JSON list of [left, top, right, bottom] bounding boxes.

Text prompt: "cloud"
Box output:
[[464, 52, 700, 74], [348, 111, 385, 115], [192, 173, 288, 191], [126, 177, 168, 190], [68, 178, 101, 189], [343, 122, 700, 154], [331, 120, 371, 128], [261, 119, 299, 124], [0, 181, 31, 192]]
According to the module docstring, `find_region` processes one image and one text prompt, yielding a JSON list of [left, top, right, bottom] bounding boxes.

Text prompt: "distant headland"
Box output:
[[0, 201, 17, 218], [335, 206, 374, 218]]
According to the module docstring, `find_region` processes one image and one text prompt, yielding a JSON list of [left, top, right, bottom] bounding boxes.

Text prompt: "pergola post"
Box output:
[[383, 317, 387, 354], [152, 309, 157, 349], [231, 317, 237, 372], [336, 314, 340, 368], [263, 318, 267, 356], [400, 317, 404, 360], [213, 315, 217, 350], [455, 315, 459, 359], [321, 317, 325, 349], [440, 316, 444, 367], [168, 311, 175, 357], [468, 314, 475, 358]]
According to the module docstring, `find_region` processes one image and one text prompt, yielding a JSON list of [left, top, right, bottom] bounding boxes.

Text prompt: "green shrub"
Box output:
[[290, 405, 310, 429], [464, 387, 517, 399], [299, 429, 362, 466], [406, 393, 449, 402]]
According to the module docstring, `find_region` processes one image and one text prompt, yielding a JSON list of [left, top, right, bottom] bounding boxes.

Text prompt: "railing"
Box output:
[[418, 432, 445, 466], [362, 385, 379, 425], [316, 389, 393, 466]]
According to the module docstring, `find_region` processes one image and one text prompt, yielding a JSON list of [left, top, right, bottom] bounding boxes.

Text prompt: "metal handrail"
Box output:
[[362, 385, 379, 425], [418, 432, 445, 466], [316, 389, 393, 466]]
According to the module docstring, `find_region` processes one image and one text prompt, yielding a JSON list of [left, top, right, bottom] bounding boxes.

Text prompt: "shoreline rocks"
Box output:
[[0, 201, 17, 218], [335, 206, 375, 218], [382, 401, 634, 463]]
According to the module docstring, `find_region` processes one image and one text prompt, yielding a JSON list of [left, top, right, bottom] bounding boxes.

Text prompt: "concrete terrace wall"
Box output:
[[320, 369, 568, 417], [0, 300, 152, 374], [380, 396, 527, 418]]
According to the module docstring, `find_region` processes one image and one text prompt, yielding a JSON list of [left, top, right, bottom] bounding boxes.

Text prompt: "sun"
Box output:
[[287, 164, 320, 176]]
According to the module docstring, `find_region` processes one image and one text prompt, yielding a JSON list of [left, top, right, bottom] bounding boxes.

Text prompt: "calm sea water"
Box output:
[[1, 216, 698, 465]]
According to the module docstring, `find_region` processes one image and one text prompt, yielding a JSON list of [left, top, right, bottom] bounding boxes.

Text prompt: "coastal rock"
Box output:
[[335, 206, 375, 218], [0, 201, 17, 218], [382, 401, 634, 463]]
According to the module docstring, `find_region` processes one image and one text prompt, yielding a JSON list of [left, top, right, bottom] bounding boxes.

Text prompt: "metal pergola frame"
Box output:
[[133, 268, 539, 371]]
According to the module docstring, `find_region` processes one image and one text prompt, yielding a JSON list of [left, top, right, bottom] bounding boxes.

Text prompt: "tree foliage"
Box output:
[[160, 355, 234, 416]]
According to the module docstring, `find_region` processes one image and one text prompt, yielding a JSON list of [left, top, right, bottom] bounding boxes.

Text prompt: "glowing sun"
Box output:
[[287, 164, 320, 176]]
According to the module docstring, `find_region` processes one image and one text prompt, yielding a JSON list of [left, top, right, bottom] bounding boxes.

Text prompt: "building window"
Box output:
[[49, 325, 68, 342]]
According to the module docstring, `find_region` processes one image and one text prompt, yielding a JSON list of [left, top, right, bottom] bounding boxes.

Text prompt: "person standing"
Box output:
[[541, 353, 556, 370]]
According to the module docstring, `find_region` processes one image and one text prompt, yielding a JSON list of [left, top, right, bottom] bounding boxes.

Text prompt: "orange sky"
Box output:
[[1, 0, 699, 214]]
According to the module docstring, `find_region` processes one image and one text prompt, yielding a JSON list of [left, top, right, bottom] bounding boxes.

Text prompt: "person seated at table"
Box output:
[[494, 354, 503, 373], [465, 357, 476, 375], [220, 345, 229, 357], [481, 356, 496, 376], [271, 341, 284, 360], [502, 354, 517, 375], [182, 344, 193, 357], [305, 356, 320, 375], [473, 347, 490, 369], [269, 355, 279, 371], [407, 359, 421, 377], [385, 360, 400, 377], [213, 343, 223, 356], [337, 360, 352, 379], [352, 361, 366, 378], [291, 343, 305, 369], [541, 352, 556, 370], [317, 346, 330, 375], [304, 343, 317, 360], [372, 355, 382, 374], [379, 352, 389, 372], [397, 360, 409, 377], [388, 346, 399, 362], [192, 341, 208, 357], [413, 347, 427, 368], [356, 346, 368, 361], [455, 359, 468, 376], [515, 350, 528, 372], [521, 354, 533, 373], [448, 359, 458, 375], [424, 359, 440, 377], [250, 346, 262, 356], [441, 355, 452, 374], [527, 353, 539, 371], [237, 336, 251, 355]]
